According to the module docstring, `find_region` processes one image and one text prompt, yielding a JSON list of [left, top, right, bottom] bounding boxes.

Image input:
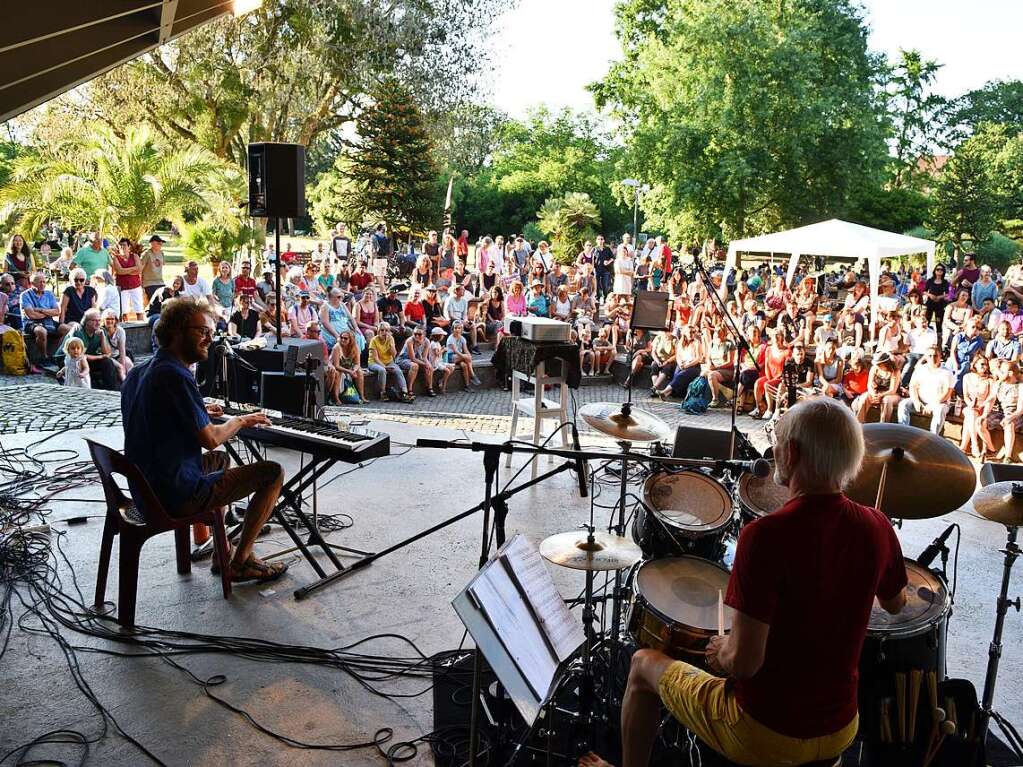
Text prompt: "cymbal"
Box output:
[[845, 423, 976, 519], [579, 402, 672, 442], [972, 481, 1023, 527], [539, 530, 643, 571]]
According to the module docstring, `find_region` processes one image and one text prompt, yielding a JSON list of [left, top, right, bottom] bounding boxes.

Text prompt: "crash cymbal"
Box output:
[[539, 530, 643, 571], [845, 423, 976, 519], [972, 481, 1023, 527], [579, 402, 672, 442]]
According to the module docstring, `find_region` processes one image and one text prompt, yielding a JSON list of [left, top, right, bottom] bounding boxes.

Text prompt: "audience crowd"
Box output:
[[4, 224, 1023, 460]]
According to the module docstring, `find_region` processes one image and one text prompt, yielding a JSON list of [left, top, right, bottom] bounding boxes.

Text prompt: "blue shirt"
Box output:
[[121, 350, 221, 514], [20, 288, 59, 328]]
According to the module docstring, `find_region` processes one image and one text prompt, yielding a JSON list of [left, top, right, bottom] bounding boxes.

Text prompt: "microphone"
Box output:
[[571, 422, 588, 498], [916, 523, 956, 569], [714, 457, 771, 477]]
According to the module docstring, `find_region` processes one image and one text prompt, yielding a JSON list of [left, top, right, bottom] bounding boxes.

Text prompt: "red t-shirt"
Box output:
[[114, 253, 142, 290], [843, 367, 869, 397], [763, 344, 790, 380], [726, 493, 907, 738], [349, 271, 374, 291], [234, 275, 257, 296], [661, 245, 673, 273], [404, 301, 425, 322]]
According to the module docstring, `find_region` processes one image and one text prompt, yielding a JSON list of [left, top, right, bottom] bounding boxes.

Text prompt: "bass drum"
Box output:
[[628, 556, 733, 672], [736, 462, 790, 523], [634, 471, 735, 561], [858, 560, 951, 743]]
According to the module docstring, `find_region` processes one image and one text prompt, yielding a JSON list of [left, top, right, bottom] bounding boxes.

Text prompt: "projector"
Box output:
[[504, 316, 572, 342]]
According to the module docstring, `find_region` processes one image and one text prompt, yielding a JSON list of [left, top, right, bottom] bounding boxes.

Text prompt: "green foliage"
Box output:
[[927, 135, 1001, 259], [331, 79, 442, 236], [181, 218, 263, 264], [308, 162, 362, 236], [452, 107, 629, 237], [847, 185, 930, 234], [884, 49, 946, 189], [944, 80, 1023, 146], [536, 192, 602, 265], [972, 232, 1020, 273], [0, 126, 237, 244], [594, 0, 888, 240]]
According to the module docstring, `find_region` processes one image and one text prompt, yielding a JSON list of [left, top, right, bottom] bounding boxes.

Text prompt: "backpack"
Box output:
[[1, 328, 29, 375], [680, 375, 711, 414]]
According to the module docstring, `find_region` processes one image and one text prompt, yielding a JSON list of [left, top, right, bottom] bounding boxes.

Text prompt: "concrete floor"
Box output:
[[0, 418, 1021, 766]]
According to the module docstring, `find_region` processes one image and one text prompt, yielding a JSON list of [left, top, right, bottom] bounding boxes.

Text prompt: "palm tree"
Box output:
[[0, 125, 240, 243]]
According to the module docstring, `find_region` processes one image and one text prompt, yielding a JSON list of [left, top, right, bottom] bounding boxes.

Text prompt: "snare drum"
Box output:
[[634, 471, 734, 560], [858, 560, 951, 740], [736, 462, 790, 522], [628, 556, 733, 671]]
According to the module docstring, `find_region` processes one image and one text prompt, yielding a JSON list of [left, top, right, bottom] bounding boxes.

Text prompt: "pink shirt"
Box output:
[[506, 293, 527, 317]]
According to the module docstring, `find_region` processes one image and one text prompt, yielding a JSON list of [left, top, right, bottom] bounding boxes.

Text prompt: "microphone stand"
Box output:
[[692, 255, 760, 459]]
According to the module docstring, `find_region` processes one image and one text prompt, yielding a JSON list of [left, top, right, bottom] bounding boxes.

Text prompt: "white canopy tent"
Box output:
[[725, 219, 936, 332]]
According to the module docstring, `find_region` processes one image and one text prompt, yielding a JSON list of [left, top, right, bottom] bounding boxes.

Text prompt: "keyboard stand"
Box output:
[[221, 439, 375, 596]]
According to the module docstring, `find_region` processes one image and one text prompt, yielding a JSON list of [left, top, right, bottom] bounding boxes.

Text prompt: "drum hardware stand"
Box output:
[[979, 522, 1022, 754], [692, 253, 761, 457]]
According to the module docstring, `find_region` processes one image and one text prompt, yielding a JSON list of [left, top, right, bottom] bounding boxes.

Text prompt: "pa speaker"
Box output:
[[672, 425, 760, 461], [247, 142, 306, 218]]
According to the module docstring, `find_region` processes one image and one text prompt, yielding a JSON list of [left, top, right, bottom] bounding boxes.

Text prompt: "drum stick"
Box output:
[[717, 589, 724, 636], [908, 669, 922, 742], [896, 672, 906, 743]]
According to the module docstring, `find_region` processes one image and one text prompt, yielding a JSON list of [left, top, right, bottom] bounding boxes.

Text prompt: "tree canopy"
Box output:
[[593, 0, 889, 241]]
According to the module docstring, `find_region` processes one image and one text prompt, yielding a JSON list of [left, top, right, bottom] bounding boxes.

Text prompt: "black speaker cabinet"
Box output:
[[247, 142, 306, 218], [672, 424, 759, 461], [260, 371, 321, 416], [235, 338, 324, 408]]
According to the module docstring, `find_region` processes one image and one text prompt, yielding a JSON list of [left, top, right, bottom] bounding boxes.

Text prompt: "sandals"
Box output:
[[212, 556, 289, 583]]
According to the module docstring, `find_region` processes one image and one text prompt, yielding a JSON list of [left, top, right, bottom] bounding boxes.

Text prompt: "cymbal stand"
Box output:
[[979, 523, 1023, 757]]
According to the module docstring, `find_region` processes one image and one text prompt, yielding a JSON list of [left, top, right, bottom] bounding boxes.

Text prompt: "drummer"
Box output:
[[582, 397, 908, 767]]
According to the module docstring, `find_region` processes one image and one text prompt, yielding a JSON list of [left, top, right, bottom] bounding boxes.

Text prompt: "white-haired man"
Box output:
[[582, 397, 908, 767]]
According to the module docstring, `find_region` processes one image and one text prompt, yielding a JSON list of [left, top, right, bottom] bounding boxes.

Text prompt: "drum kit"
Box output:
[[528, 403, 1023, 766]]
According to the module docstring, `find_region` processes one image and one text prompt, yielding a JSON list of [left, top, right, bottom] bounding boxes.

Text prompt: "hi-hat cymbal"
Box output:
[[845, 423, 976, 519], [578, 402, 672, 442], [972, 481, 1023, 527], [539, 530, 642, 571]]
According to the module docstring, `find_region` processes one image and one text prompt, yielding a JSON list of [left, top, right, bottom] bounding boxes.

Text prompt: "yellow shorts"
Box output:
[[657, 661, 858, 766]]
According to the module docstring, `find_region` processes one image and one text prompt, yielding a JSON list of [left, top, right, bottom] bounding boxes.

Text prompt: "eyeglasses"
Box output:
[[188, 326, 214, 338]]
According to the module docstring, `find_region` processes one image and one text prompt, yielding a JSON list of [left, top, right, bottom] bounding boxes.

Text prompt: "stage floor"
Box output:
[[0, 417, 1020, 766]]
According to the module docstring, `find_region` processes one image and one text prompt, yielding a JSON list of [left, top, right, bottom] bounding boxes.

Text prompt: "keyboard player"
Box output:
[[121, 296, 289, 583]]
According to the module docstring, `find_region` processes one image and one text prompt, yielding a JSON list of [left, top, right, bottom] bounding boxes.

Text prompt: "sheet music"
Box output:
[[469, 562, 556, 700], [501, 535, 585, 664]]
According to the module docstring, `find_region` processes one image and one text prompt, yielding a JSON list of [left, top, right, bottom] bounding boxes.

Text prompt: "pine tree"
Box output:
[[928, 137, 1000, 262], [341, 79, 441, 239]]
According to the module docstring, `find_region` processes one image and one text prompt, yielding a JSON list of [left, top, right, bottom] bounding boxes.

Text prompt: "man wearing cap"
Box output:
[[288, 290, 317, 336], [256, 269, 274, 301], [140, 235, 166, 302], [378, 285, 407, 343], [512, 236, 531, 278], [72, 232, 111, 279]]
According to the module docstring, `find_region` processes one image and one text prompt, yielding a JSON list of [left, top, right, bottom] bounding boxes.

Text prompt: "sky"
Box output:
[[489, 0, 1023, 115]]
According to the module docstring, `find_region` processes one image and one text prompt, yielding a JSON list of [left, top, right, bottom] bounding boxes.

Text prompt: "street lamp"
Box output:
[[621, 178, 650, 240]]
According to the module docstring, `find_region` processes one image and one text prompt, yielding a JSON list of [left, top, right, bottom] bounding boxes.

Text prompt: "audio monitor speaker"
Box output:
[[247, 142, 306, 218]]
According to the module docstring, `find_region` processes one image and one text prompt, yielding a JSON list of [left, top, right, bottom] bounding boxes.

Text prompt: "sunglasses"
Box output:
[[74, 278, 85, 283]]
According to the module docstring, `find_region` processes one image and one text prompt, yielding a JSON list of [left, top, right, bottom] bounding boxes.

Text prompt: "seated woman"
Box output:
[[101, 309, 133, 382], [228, 294, 262, 339], [551, 284, 574, 323], [578, 325, 596, 375], [428, 328, 456, 392], [648, 330, 677, 395], [446, 321, 481, 386], [735, 326, 767, 413], [852, 351, 901, 423], [960, 355, 996, 459], [259, 291, 295, 339], [368, 322, 412, 402], [572, 286, 597, 329], [946, 316, 984, 395], [483, 286, 506, 348], [331, 330, 366, 404], [703, 324, 737, 408], [60, 268, 98, 327], [792, 276, 819, 346], [815, 337, 845, 398], [506, 280, 528, 318], [942, 288, 974, 353], [304, 320, 340, 402], [592, 325, 615, 375], [92, 270, 121, 319], [397, 325, 432, 396], [411, 255, 432, 287], [353, 288, 379, 346], [657, 326, 704, 400], [628, 330, 654, 384], [841, 348, 870, 404], [319, 288, 363, 352]]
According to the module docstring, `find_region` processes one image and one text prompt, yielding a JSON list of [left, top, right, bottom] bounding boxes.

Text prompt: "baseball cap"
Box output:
[[430, 327, 445, 336], [299, 290, 310, 298]]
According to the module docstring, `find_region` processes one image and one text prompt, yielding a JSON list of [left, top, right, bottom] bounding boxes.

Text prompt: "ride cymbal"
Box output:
[[972, 481, 1023, 527], [539, 530, 642, 571], [845, 423, 975, 519], [579, 402, 672, 442]]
